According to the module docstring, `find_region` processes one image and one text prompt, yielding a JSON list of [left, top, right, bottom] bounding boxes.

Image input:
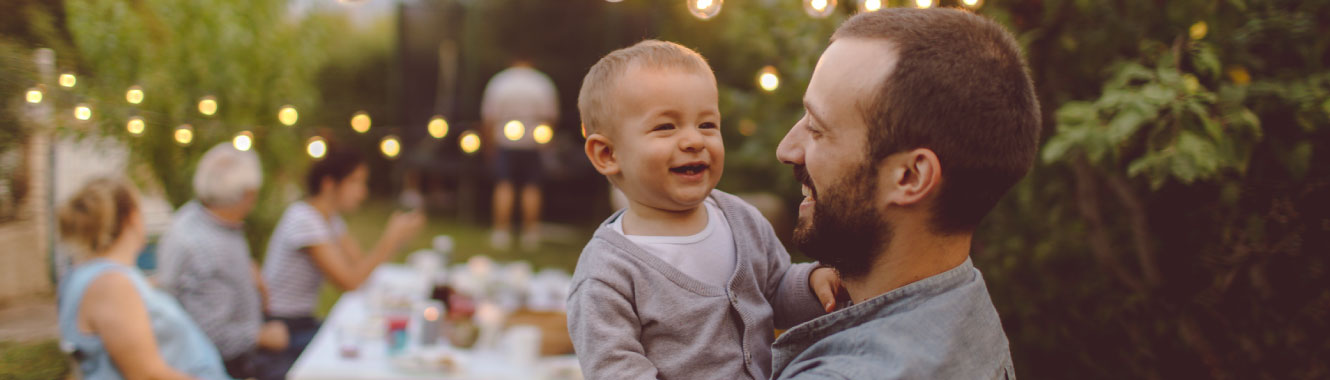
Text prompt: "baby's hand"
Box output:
[[809, 266, 847, 313]]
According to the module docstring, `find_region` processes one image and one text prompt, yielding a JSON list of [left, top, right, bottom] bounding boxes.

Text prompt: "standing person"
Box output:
[[481, 62, 559, 251], [260, 147, 425, 376], [156, 144, 289, 380], [770, 8, 1040, 379], [57, 177, 230, 380]]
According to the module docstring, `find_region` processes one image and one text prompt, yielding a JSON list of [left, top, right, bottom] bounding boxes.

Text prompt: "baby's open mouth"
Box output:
[[670, 163, 709, 175]]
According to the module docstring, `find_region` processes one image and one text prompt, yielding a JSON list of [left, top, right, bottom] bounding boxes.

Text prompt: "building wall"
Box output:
[[0, 133, 51, 302]]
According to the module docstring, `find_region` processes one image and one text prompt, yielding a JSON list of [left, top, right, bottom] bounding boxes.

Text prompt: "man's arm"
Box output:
[[172, 248, 259, 359], [566, 279, 659, 380]]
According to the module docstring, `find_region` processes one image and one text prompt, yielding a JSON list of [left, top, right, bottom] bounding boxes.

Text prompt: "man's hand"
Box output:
[[257, 321, 290, 351], [809, 266, 847, 313]]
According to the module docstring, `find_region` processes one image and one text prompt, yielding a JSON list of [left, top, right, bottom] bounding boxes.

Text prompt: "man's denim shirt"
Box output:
[[771, 258, 1016, 379]]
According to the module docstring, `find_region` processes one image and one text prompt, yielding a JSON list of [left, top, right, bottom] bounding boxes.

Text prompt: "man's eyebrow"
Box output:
[[803, 99, 829, 129]]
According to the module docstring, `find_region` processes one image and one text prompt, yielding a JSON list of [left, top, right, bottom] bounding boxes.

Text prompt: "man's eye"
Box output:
[[700, 122, 718, 129], [652, 123, 675, 132]]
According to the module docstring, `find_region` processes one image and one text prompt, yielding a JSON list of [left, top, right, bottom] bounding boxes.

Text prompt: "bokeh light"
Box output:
[[533, 123, 554, 144], [74, 104, 92, 121], [804, 0, 837, 18], [738, 119, 758, 137], [306, 136, 327, 159], [504, 120, 525, 141], [961, 0, 983, 9], [25, 87, 42, 104], [278, 105, 299, 126], [233, 131, 254, 151], [758, 66, 780, 92], [380, 135, 401, 159], [126, 116, 145, 136], [198, 96, 218, 116], [1190, 21, 1208, 40], [174, 125, 194, 146], [460, 131, 481, 155], [126, 86, 144, 104], [858, 0, 882, 12], [914, 0, 935, 8], [428, 116, 449, 139], [59, 73, 76, 88], [688, 0, 722, 20], [351, 111, 372, 133]]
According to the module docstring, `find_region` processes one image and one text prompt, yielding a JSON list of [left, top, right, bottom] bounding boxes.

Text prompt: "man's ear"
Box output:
[[878, 148, 941, 208], [584, 133, 621, 176]]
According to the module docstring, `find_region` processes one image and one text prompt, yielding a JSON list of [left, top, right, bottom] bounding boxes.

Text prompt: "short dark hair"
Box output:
[[833, 8, 1041, 234], [306, 147, 365, 196]]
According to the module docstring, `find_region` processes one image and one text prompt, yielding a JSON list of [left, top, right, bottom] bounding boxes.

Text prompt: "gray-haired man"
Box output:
[[157, 143, 288, 379]]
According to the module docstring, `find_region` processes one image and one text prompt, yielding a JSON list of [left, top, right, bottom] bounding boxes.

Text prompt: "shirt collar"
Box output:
[[185, 200, 245, 230]]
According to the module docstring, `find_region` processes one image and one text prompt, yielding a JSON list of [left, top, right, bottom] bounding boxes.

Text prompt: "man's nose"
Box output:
[[776, 120, 805, 165]]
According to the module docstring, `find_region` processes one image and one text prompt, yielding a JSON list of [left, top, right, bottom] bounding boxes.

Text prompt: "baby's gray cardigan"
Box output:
[[567, 190, 825, 380]]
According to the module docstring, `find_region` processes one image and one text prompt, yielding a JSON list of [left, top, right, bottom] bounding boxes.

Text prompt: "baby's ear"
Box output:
[[585, 133, 620, 176]]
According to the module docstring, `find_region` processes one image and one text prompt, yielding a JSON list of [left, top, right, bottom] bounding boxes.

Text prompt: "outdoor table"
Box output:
[[287, 264, 580, 380]]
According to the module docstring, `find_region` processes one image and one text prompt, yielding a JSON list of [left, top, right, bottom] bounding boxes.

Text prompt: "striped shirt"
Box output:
[[261, 201, 347, 318], [156, 201, 263, 360]]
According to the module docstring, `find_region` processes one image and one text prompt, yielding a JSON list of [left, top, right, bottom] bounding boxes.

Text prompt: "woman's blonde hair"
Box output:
[[58, 177, 140, 257]]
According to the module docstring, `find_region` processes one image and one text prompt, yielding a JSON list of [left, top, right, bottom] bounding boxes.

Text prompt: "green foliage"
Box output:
[[0, 340, 69, 380]]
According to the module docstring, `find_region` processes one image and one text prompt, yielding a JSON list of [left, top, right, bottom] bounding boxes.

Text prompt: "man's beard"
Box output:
[[793, 162, 889, 280]]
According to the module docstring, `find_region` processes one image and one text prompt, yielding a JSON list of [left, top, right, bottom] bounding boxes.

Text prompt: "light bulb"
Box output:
[[174, 125, 194, 146], [961, 0, 983, 9], [428, 116, 449, 139], [859, 0, 881, 12], [126, 117, 145, 135], [758, 66, 780, 92], [306, 136, 327, 159], [25, 88, 42, 104], [804, 0, 837, 18], [278, 105, 299, 126], [198, 96, 218, 116], [914, 0, 934, 8], [233, 131, 254, 152], [126, 86, 144, 104], [504, 120, 525, 141], [380, 135, 401, 159], [59, 73, 76, 88], [533, 123, 553, 144], [688, 0, 722, 19], [460, 131, 481, 154], [74, 104, 91, 121], [350, 111, 371, 133]]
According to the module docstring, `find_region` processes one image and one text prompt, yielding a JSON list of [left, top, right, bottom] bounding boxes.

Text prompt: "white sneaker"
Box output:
[[490, 230, 512, 251]]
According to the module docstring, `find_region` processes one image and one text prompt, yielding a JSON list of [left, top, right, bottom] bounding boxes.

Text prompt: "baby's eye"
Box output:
[[652, 123, 676, 132], [700, 122, 719, 130]]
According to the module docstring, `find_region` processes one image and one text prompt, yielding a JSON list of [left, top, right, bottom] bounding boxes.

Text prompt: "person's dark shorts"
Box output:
[[492, 147, 544, 185]]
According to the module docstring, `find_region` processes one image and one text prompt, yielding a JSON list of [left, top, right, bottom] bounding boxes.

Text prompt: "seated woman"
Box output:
[[259, 147, 425, 375], [57, 177, 230, 380]]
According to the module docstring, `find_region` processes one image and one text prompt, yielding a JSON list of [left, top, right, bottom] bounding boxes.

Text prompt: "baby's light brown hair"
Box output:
[[577, 40, 714, 137], [58, 177, 139, 258]]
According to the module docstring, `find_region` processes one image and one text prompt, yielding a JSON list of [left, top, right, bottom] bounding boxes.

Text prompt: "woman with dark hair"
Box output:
[[57, 177, 230, 380], [258, 147, 425, 380]]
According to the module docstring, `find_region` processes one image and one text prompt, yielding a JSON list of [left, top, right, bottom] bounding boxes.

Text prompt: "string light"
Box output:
[[126, 116, 145, 136], [804, 0, 837, 18], [960, 0, 983, 9], [503, 120, 525, 141], [174, 125, 194, 146], [233, 131, 254, 151], [688, 0, 722, 20], [460, 131, 481, 155], [1190, 21, 1208, 40], [59, 73, 76, 88], [858, 0, 881, 12], [758, 66, 780, 92], [74, 104, 92, 121], [306, 136, 327, 159], [278, 105, 299, 126], [380, 135, 401, 159], [126, 86, 144, 104], [25, 87, 42, 104], [350, 111, 371, 133], [428, 116, 449, 139], [198, 96, 218, 116], [914, 0, 935, 8], [533, 123, 553, 144]]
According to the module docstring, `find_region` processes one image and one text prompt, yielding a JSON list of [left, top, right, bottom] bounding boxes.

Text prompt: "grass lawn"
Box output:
[[0, 340, 69, 380], [314, 200, 595, 317]]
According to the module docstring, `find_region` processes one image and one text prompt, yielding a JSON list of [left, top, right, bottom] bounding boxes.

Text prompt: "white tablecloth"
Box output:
[[287, 265, 579, 380]]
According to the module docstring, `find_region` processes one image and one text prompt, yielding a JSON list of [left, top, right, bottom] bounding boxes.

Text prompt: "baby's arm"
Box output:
[[567, 278, 659, 380], [756, 218, 827, 329]]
